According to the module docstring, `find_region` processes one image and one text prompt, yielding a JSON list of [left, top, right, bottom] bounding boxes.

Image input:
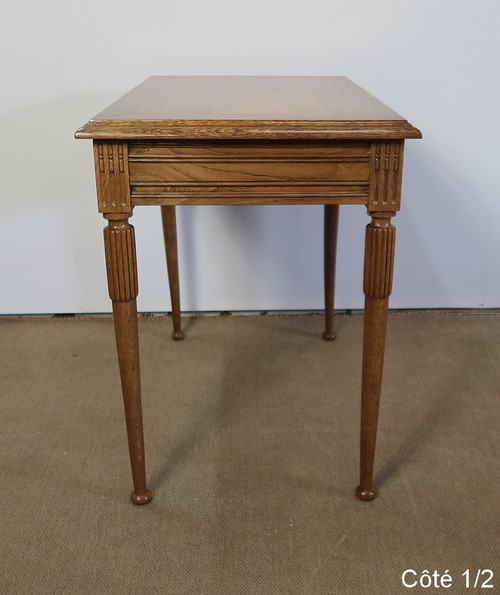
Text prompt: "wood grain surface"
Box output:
[[128, 140, 372, 205], [76, 77, 422, 140]]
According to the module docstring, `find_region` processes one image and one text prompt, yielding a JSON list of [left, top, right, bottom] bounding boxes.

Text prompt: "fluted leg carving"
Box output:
[[104, 219, 138, 302], [161, 205, 184, 340], [323, 205, 339, 341], [356, 212, 396, 501], [103, 215, 152, 505]]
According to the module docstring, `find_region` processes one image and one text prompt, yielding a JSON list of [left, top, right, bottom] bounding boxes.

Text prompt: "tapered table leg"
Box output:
[[323, 204, 339, 340], [104, 215, 152, 505], [161, 205, 184, 340], [356, 212, 396, 501]]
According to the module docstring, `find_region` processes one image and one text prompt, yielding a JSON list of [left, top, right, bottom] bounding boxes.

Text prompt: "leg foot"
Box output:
[[171, 329, 185, 341], [322, 330, 336, 341], [355, 486, 377, 501], [131, 489, 153, 505]]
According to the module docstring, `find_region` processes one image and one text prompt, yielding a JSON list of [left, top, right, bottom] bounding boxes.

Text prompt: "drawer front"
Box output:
[[128, 141, 371, 205]]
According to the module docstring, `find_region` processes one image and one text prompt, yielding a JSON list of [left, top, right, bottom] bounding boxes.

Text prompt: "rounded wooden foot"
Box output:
[[356, 486, 376, 501], [171, 330, 184, 341], [131, 489, 153, 505], [322, 331, 336, 341]]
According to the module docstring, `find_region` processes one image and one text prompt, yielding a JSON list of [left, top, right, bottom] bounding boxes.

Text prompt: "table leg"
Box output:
[[104, 214, 152, 505], [323, 204, 339, 340], [161, 205, 184, 340], [356, 211, 396, 501]]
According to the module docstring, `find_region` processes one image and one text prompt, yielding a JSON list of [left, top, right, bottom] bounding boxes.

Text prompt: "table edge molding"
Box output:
[[75, 119, 422, 140]]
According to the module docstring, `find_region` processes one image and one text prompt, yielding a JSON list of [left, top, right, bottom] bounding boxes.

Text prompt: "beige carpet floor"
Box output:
[[0, 312, 499, 594]]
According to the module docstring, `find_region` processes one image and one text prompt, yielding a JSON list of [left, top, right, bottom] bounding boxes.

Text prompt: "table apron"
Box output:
[[128, 140, 372, 206], [92, 140, 404, 211]]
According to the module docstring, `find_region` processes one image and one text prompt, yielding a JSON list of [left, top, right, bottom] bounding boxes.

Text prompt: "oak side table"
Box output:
[[76, 76, 421, 505]]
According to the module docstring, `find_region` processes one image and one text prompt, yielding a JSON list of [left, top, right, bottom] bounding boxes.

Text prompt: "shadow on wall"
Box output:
[[394, 143, 500, 308], [0, 92, 122, 213], [176, 204, 327, 312], [0, 93, 125, 312]]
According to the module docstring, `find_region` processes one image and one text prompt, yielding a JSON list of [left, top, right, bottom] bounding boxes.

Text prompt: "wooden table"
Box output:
[[76, 76, 421, 505]]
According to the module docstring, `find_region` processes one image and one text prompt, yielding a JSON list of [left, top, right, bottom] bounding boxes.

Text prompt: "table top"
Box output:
[[75, 76, 421, 141]]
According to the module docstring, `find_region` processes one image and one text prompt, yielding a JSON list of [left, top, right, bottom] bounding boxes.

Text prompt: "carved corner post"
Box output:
[[356, 140, 403, 501], [323, 204, 339, 341], [94, 141, 152, 505]]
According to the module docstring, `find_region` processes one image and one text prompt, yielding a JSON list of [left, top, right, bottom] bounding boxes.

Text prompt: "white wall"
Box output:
[[1, 0, 499, 314]]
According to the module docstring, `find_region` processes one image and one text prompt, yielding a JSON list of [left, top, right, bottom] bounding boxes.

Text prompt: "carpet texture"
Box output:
[[0, 312, 499, 594]]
